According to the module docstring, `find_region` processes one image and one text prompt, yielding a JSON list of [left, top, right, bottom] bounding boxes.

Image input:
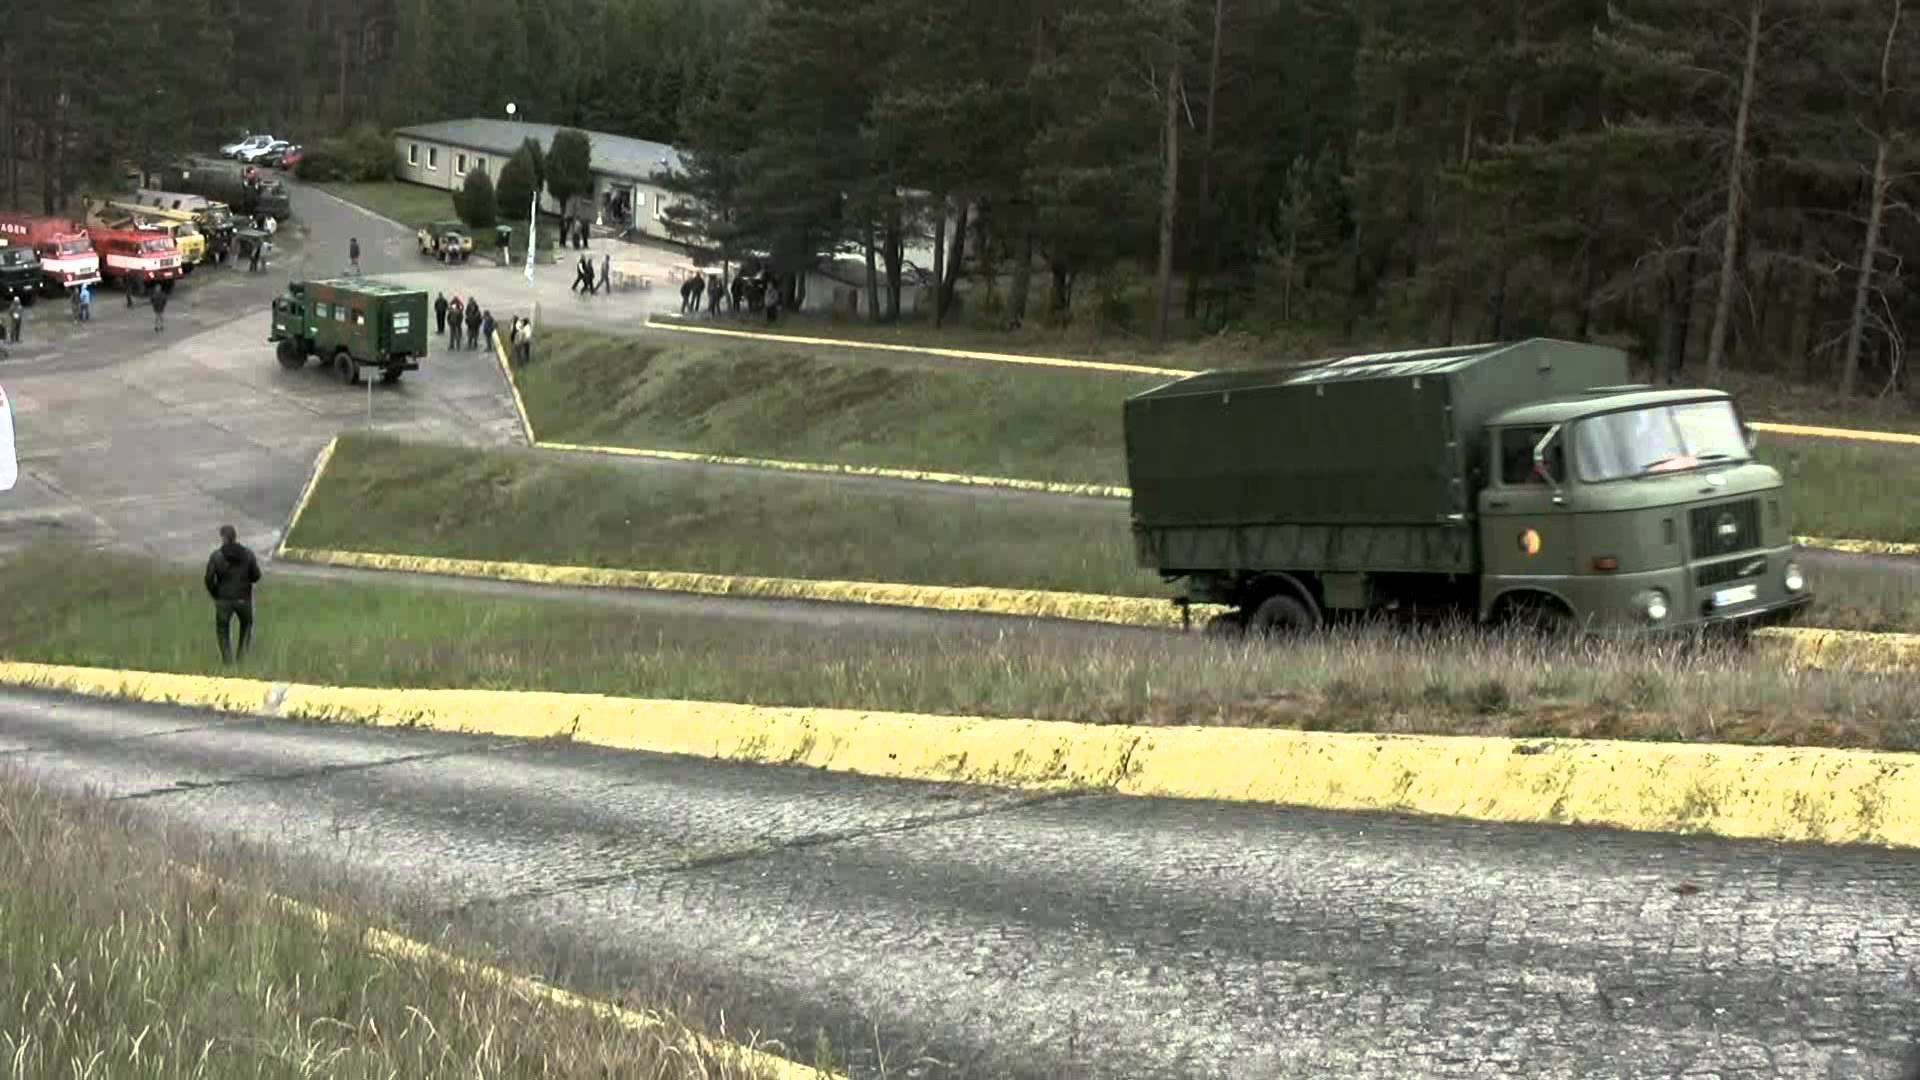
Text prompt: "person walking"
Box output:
[[463, 295, 481, 350], [204, 524, 262, 665], [518, 316, 535, 365], [348, 236, 362, 275], [8, 296, 22, 343], [78, 282, 92, 322], [447, 295, 464, 349], [434, 292, 449, 336], [480, 309, 497, 352], [150, 285, 169, 332], [597, 253, 611, 296], [248, 236, 263, 273]]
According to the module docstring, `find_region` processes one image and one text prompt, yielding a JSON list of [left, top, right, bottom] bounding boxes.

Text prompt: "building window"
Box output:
[[428, 147, 439, 170], [476, 157, 486, 173], [457, 153, 467, 174], [408, 143, 419, 166]]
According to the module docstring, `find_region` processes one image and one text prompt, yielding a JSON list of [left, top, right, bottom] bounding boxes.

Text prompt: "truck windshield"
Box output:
[[139, 240, 171, 254], [1574, 400, 1751, 482], [55, 240, 92, 255], [0, 249, 34, 267]]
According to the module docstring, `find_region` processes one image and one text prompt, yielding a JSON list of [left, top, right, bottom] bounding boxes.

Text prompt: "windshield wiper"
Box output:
[[1637, 454, 1692, 475]]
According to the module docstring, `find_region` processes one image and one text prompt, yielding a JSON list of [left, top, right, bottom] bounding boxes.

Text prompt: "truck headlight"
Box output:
[[1783, 562, 1805, 593], [1635, 589, 1669, 622]]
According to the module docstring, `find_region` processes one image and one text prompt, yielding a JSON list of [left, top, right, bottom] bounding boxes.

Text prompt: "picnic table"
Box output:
[[608, 261, 654, 292]]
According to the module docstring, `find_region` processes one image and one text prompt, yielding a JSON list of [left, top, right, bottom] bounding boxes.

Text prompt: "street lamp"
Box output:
[[506, 102, 536, 282]]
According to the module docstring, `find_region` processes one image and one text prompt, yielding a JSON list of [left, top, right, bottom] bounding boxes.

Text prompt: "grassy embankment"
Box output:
[[0, 769, 790, 1078], [286, 434, 1919, 633], [2, 547, 1916, 749], [523, 327, 1920, 544], [312, 179, 560, 262]]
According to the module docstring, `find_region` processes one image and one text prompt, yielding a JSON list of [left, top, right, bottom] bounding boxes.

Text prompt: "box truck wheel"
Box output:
[[276, 339, 304, 369], [334, 350, 360, 385], [1249, 594, 1318, 636]]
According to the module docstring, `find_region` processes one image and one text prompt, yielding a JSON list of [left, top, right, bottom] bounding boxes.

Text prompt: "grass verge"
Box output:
[[521, 327, 1155, 487], [531, 327, 1917, 543], [0, 768, 790, 1078], [286, 434, 1161, 598], [312, 179, 560, 261], [2, 547, 1917, 751]]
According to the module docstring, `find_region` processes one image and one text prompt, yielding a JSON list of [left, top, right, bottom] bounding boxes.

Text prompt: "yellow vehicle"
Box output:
[[83, 197, 208, 271]]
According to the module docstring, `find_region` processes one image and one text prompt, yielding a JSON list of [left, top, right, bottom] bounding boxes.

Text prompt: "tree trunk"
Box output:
[[931, 202, 946, 323], [1050, 261, 1072, 315], [1009, 227, 1034, 329], [1669, 251, 1699, 383], [1153, 59, 1181, 344], [883, 212, 903, 322], [863, 213, 881, 323], [1705, 0, 1764, 381], [1841, 0, 1901, 397], [1185, 0, 1225, 322], [938, 202, 969, 325], [1575, 242, 1595, 340], [1787, 232, 1819, 381]]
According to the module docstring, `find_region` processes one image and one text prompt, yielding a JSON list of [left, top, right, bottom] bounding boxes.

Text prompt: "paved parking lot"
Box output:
[[0, 184, 526, 562]]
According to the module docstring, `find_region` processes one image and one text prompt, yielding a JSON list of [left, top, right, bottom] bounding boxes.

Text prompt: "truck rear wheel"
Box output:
[[1249, 594, 1318, 637], [275, 339, 304, 369], [334, 350, 360, 385], [379, 367, 404, 384]]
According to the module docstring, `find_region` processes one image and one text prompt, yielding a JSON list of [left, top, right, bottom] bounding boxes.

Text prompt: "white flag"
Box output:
[[0, 382, 16, 493]]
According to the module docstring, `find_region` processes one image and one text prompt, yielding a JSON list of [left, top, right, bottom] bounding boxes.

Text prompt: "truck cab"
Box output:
[[0, 243, 42, 305], [1478, 390, 1806, 633]]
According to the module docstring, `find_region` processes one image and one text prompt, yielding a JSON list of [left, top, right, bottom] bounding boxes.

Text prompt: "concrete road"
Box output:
[[4, 691, 1917, 1080]]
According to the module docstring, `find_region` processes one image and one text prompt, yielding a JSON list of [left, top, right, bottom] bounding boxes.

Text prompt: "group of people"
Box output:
[[507, 315, 536, 366], [572, 252, 612, 296], [433, 291, 497, 351], [67, 283, 93, 322], [679, 268, 784, 323], [558, 212, 594, 250]]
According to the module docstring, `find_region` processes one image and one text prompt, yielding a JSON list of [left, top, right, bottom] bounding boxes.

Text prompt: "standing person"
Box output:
[[519, 316, 535, 365], [464, 295, 481, 349], [348, 236, 362, 275], [8, 296, 22, 343], [248, 236, 263, 273], [434, 291, 449, 336], [447, 295, 464, 349], [150, 285, 169, 332], [480, 309, 497, 352], [78, 282, 92, 322], [498, 228, 510, 267], [597, 253, 611, 296], [203, 524, 262, 665]]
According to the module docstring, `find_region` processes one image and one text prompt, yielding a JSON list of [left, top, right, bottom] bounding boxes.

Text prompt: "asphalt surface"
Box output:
[[3, 690, 1917, 1080]]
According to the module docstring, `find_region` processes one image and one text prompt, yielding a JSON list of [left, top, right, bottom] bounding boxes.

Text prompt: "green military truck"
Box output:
[[269, 277, 428, 385], [0, 244, 41, 305], [1124, 338, 1813, 637]]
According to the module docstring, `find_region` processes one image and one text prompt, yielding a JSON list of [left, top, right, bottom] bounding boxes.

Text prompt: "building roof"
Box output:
[[393, 118, 683, 183]]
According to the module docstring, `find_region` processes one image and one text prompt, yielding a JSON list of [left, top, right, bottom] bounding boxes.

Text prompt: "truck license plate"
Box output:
[[1713, 584, 1758, 609]]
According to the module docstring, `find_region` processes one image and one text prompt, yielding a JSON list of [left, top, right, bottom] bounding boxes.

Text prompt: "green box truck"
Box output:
[[269, 277, 428, 385], [1123, 338, 1813, 636]]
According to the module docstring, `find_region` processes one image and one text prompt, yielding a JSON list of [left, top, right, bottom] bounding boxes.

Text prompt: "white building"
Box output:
[[392, 118, 683, 238]]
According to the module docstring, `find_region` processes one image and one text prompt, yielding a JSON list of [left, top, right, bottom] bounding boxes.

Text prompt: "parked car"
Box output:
[[264, 144, 302, 169], [417, 220, 473, 263], [237, 139, 291, 165], [223, 134, 274, 159], [278, 146, 305, 172]]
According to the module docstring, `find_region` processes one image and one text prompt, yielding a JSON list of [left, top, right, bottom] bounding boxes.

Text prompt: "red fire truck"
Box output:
[[0, 213, 102, 292], [87, 225, 182, 291]]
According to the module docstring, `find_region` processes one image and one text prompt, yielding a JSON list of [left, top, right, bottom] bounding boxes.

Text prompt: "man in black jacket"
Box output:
[[204, 524, 262, 664]]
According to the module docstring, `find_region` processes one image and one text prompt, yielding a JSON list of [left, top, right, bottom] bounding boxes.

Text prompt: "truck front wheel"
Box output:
[[275, 339, 304, 369], [1249, 594, 1318, 637]]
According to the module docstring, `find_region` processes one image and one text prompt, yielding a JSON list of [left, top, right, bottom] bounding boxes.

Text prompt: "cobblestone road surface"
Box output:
[[3, 691, 1916, 1080]]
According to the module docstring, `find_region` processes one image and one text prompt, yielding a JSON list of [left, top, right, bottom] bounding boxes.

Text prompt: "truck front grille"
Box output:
[[1689, 498, 1760, 558], [1696, 554, 1767, 588]]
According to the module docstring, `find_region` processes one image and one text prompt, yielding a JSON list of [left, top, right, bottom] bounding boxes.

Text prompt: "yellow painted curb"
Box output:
[[1753, 420, 1920, 446], [6, 660, 1918, 849], [278, 436, 338, 556], [491, 329, 537, 445], [174, 866, 834, 1079], [276, 546, 1195, 628], [1796, 535, 1920, 558], [539, 440, 1132, 499], [645, 315, 1190, 378]]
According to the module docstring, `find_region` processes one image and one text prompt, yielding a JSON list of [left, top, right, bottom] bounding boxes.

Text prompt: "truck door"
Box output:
[[348, 305, 370, 360], [1478, 425, 1576, 584]]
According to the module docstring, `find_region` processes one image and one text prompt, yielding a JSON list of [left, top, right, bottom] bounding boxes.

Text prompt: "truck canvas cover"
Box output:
[[1124, 339, 1630, 531]]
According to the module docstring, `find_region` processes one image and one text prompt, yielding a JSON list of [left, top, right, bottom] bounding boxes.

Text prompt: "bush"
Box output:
[[294, 125, 397, 182], [495, 149, 536, 223], [457, 166, 497, 231]]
